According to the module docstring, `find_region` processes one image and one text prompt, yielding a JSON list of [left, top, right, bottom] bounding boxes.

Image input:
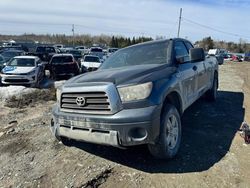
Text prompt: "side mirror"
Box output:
[[176, 57, 185, 64], [190, 48, 205, 63], [3, 63, 6, 67]]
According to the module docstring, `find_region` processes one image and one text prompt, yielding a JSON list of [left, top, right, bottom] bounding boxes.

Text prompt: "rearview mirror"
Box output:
[[190, 48, 205, 63]]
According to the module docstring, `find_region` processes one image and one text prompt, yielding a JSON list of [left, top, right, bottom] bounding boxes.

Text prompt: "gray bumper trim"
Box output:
[[58, 124, 119, 146]]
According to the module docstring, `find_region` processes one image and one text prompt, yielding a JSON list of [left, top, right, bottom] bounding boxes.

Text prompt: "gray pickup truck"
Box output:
[[51, 38, 218, 159]]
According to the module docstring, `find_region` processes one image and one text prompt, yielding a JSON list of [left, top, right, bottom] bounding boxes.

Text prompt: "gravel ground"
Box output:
[[0, 62, 250, 188]]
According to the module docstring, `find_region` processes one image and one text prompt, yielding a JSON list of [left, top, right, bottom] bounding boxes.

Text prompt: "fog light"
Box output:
[[128, 128, 147, 141]]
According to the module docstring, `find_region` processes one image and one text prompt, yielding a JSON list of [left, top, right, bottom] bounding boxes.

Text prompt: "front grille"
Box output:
[[61, 92, 111, 113], [5, 79, 29, 83]]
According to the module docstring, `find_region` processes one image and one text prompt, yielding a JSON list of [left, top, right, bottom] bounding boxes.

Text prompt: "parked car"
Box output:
[[0, 56, 44, 87], [0, 55, 5, 71], [223, 53, 233, 61], [232, 54, 243, 62], [54, 44, 64, 49], [75, 46, 89, 55], [66, 49, 82, 64], [33, 46, 57, 63], [244, 52, 250, 61], [81, 55, 101, 72], [48, 54, 80, 80], [89, 47, 104, 60], [0, 50, 25, 63], [208, 49, 224, 65], [107, 48, 118, 57], [51, 38, 219, 159]]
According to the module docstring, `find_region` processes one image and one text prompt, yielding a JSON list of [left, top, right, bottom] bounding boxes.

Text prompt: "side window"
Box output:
[[174, 41, 189, 62], [184, 42, 194, 52]]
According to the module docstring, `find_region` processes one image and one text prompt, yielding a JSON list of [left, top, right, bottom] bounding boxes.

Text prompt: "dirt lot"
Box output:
[[0, 62, 250, 188]]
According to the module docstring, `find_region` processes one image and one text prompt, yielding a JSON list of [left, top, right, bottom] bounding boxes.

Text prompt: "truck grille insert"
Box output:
[[61, 92, 111, 113]]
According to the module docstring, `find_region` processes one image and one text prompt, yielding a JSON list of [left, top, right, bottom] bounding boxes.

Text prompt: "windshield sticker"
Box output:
[[3, 66, 16, 72]]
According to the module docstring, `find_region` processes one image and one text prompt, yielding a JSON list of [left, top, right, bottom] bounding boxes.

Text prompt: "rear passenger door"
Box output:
[[174, 41, 199, 108]]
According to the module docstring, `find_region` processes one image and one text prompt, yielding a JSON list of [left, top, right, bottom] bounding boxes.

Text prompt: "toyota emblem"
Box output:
[[76, 97, 86, 107]]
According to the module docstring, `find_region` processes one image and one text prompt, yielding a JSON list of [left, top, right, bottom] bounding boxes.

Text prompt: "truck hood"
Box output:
[[2, 66, 35, 74], [65, 64, 176, 87]]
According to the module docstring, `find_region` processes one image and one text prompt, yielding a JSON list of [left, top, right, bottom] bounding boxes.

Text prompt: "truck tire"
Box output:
[[206, 75, 218, 102], [148, 104, 181, 159], [60, 137, 73, 146]]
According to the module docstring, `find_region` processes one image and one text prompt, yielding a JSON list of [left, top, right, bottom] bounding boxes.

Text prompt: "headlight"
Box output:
[[27, 70, 36, 75], [117, 82, 153, 102], [56, 88, 62, 104]]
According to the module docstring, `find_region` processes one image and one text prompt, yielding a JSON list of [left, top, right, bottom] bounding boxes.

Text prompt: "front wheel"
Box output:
[[148, 104, 182, 159]]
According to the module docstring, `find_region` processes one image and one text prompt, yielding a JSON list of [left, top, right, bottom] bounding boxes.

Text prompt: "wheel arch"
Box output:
[[162, 91, 183, 116]]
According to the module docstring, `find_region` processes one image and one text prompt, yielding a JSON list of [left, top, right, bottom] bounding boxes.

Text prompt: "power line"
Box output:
[[182, 17, 250, 40]]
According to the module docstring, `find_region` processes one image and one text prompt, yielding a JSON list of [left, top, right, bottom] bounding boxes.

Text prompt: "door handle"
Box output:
[[192, 65, 197, 71]]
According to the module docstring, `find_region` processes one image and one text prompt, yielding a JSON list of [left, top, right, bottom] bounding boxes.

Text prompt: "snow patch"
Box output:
[[0, 86, 37, 101]]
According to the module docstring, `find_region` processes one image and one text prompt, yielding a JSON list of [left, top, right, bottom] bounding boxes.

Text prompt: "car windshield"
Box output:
[[100, 41, 169, 69], [51, 56, 73, 64], [90, 48, 103, 52], [84, 56, 100, 62], [68, 50, 81, 55], [8, 58, 35, 67], [1, 51, 21, 58], [36, 47, 55, 53], [108, 48, 118, 53]]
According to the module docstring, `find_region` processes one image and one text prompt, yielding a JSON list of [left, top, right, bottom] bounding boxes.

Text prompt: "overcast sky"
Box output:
[[0, 0, 249, 42]]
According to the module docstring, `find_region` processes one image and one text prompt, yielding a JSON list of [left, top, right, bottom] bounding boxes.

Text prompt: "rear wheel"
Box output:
[[148, 104, 181, 159]]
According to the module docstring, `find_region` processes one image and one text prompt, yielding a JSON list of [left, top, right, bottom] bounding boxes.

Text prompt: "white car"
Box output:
[[81, 55, 101, 72], [1, 56, 44, 87], [75, 46, 89, 55]]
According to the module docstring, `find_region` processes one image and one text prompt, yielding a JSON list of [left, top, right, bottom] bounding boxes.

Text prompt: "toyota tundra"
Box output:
[[51, 38, 218, 159]]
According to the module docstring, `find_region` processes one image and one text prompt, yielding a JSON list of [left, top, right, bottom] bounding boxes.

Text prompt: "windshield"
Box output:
[[84, 56, 100, 62], [108, 48, 118, 53], [90, 48, 103, 52], [51, 56, 73, 64], [1, 51, 21, 58], [36, 47, 55, 53], [100, 41, 169, 69], [8, 58, 35, 67], [67, 50, 81, 56]]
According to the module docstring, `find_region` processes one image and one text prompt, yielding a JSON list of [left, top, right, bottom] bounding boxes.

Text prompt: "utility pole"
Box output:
[[72, 24, 75, 46], [177, 8, 182, 38]]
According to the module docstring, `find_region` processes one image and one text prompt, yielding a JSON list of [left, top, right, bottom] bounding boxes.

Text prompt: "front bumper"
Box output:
[[51, 104, 161, 147], [1, 74, 37, 85]]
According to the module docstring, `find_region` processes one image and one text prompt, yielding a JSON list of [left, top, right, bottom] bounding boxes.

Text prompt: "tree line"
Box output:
[[0, 34, 249, 53], [195, 36, 250, 53], [0, 34, 152, 48]]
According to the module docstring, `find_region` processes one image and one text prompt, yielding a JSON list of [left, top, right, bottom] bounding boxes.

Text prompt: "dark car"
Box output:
[[0, 55, 5, 71], [0, 50, 25, 62], [66, 49, 82, 64], [89, 47, 104, 60], [34, 46, 57, 62], [49, 54, 80, 80], [244, 52, 250, 62]]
